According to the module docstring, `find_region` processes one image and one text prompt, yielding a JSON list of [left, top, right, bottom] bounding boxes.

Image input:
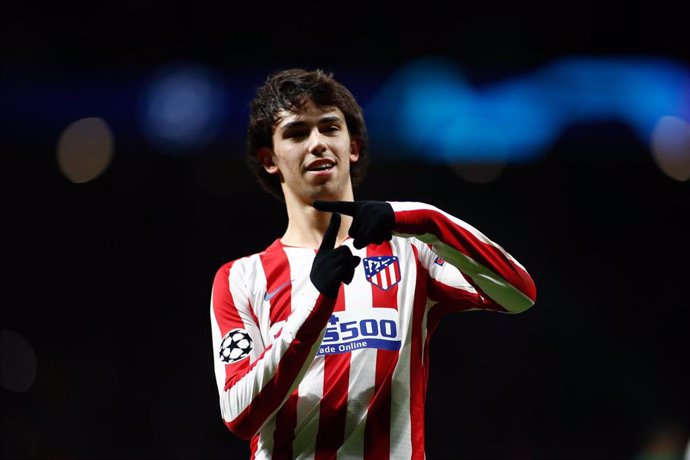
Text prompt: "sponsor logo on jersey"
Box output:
[[363, 256, 401, 291], [218, 328, 253, 363], [434, 256, 446, 266], [317, 309, 401, 356], [264, 279, 293, 301]]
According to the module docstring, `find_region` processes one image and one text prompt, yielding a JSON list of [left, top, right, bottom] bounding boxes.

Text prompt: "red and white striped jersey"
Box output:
[[210, 202, 536, 459]]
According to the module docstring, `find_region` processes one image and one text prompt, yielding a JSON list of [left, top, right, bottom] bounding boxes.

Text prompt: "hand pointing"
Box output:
[[313, 200, 395, 249], [309, 212, 361, 298]]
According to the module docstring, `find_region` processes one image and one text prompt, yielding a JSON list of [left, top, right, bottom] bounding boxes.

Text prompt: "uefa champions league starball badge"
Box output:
[[219, 328, 253, 363]]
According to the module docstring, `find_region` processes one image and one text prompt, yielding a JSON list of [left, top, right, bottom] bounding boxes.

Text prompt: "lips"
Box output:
[[305, 159, 336, 172]]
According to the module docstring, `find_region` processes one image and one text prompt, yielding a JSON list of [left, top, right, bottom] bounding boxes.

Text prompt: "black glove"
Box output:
[[313, 200, 395, 250], [310, 212, 361, 298]]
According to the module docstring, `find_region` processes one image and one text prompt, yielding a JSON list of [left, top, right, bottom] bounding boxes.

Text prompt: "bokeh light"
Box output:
[[56, 117, 114, 183], [365, 57, 690, 164], [0, 328, 37, 393], [651, 116, 690, 181], [139, 63, 227, 154], [443, 115, 508, 183]]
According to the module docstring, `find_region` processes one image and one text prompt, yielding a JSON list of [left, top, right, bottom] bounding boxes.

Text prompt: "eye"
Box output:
[[284, 129, 308, 139], [322, 125, 340, 134]]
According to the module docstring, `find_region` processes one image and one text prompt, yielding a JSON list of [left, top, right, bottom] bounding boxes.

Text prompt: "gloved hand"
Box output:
[[310, 212, 361, 298], [313, 200, 395, 249]]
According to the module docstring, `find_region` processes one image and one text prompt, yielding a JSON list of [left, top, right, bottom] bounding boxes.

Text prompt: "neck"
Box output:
[[280, 188, 355, 249]]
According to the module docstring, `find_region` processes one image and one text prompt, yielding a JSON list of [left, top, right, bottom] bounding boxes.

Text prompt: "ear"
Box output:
[[349, 139, 360, 163], [258, 147, 280, 175]]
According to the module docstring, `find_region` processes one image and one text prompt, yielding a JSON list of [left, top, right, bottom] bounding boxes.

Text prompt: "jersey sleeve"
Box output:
[[390, 201, 537, 313], [209, 259, 335, 440]]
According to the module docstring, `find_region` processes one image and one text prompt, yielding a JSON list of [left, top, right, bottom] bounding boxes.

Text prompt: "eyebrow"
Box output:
[[279, 115, 343, 132]]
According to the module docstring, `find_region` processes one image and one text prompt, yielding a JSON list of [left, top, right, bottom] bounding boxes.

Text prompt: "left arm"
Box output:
[[391, 201, 536, 313], [313, 200, 537, 313]]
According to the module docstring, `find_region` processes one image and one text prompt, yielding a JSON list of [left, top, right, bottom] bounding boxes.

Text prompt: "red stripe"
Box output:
[[427, 272, 505, 314], [250, 241, 295, 447], [272, 390, 299, 459], [409, 245, 427, 459], [363, 242, 399, 459], [212, 262, 255, 408], [260, 242, 293, 325], [364, 348, 398, 459], [395, 208, 536, 303], [212, 261, 244, 331], [315, 285, 349, 460], [226, 294, 336, 440], [249, 434, 258, 459]]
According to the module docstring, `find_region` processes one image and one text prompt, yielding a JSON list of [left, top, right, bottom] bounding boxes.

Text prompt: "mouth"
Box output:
[[305, 160, 336, 172]]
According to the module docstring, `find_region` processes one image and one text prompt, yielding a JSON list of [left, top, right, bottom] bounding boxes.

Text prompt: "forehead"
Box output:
[[275, 99, 344, 128]]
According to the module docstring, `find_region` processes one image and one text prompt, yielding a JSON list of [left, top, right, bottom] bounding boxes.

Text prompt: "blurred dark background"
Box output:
[[2, 2, 689, 459]]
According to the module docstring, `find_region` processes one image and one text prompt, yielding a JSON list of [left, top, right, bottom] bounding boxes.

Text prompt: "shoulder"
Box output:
[[390, 234, 437, 262], [390, 234, 426, 250], [214, 239, 281, 278]]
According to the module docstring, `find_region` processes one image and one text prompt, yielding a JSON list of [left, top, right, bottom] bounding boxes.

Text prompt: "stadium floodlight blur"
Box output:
[[6, 55, 688, 180], [364, 56, 690, 174], [138, 62, 228, 155], [56, 117, 114, 184], [651, 116, 690, 181]]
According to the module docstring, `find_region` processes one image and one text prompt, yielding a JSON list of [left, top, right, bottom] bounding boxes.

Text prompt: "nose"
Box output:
[[306, 129, 327, 155]]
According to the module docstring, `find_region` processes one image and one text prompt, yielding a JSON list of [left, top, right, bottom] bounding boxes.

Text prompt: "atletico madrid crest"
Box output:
[[363, 256, 401, 290]]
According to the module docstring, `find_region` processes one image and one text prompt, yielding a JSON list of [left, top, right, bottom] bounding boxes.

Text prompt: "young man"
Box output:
[[209, 68, 537, 459]]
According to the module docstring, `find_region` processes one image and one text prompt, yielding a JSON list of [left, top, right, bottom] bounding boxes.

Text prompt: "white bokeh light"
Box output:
[[651, 116, 690, 182]]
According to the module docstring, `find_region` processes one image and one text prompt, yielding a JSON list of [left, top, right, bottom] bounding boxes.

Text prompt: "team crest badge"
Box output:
[[363, 256, 401, 290]]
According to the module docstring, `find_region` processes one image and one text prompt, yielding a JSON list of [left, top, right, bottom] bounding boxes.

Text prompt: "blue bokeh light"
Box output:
[[365, 56, 690, 163], [139, 63, 227, 154]]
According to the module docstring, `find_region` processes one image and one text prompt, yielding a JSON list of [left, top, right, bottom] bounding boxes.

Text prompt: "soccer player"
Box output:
[[209, 68, 537, 459]]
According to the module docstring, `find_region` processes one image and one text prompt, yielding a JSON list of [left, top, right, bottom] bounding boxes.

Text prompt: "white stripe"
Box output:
[[422, 236, 534, 312], [284, 246, 321, 460], [251, 256, 273, 346], [218, 251, 324, 432], [380, 270, 388, 290], [294, 359, 323, 460], [339, 244, 375, 458], [220, 257, 269, 421], [388, 264, 397, 286], [381, 267, 391, 290], [410, 239, 477, 293], [255, 420, 275, 460], [227, 254, 272, 458], [211, 256, 266, 402]]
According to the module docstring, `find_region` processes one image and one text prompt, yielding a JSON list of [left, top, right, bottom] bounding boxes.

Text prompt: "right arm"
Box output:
[[210, 260, 335, 440], [210, 212, 358, 440]]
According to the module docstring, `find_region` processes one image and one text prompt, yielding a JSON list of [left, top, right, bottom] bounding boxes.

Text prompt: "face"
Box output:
[[260, 99, 360, 204]]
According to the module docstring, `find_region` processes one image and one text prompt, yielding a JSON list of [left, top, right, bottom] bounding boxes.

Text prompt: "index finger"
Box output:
[[313, 200, 359, 216], [319, 211, 341, 252]]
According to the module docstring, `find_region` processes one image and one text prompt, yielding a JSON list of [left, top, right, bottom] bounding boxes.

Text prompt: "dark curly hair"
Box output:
[[246, 68, 370, 201]]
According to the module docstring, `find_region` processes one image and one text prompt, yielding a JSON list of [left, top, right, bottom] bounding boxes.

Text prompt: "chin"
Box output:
[[310, 185, 342, 201]]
